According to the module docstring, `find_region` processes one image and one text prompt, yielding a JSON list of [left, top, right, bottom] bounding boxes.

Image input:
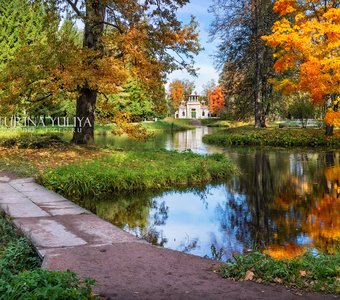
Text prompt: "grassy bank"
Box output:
[[203, 128, 340, 147], [0, 214, 96, 299], [141, 117, 195, 132], [41, 150, 236, 198], [221, 251, 340, 294]]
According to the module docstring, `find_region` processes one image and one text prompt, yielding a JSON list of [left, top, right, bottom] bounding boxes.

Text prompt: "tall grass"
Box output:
[[41, 150, 236, 198], [221, 251, 340, 294], [141, 118, 195, 132]]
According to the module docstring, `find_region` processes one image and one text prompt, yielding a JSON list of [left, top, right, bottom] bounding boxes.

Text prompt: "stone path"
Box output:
[[0, 175, 336, 300]]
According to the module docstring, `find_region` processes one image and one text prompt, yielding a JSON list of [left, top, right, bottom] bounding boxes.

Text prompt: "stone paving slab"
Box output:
[[22, 191, 67, 203], [38, 201, 89, 216], [0, 183, 18, 193], [0, 202, 50, 218], [13, 218, 87, 249], [9, 182, 48, 192], [52, 214, 143, 245], [0, 195, 32, 204], [9, 177, 35, 184]]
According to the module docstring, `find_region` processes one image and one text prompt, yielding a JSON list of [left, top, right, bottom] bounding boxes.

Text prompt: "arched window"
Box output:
[[182, 111, 185, 117], [202, 111, 205, 117]]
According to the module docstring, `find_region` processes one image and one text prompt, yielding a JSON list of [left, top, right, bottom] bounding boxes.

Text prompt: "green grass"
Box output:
[[41, 150, 236, 198], [221, 251, 340, 294], [203, 127, 340, 147], [0, 214, 97, 299], [141, 117, 195, 132]]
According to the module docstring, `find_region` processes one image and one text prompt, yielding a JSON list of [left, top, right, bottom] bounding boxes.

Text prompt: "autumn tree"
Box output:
[[210, 0, 278, 126], [181, 79, 195, 98], [202, 79, 216, 100], [208, 86, 224, 115], [168, 79, 195, 111], [169, 80, 185, 110], [0, 0, 201, 144], [263, 0, 340, 135]]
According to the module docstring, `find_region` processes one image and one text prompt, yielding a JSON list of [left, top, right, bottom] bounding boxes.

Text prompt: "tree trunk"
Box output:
[[72, 87, 97, 144], [325, 125, 334, 136], [72, 0, 105, 144], [254, 0, 262, 128]]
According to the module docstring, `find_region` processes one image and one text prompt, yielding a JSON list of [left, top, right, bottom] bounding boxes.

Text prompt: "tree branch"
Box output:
[[92, 21, 123, 34], [65, 0, 85, 19]]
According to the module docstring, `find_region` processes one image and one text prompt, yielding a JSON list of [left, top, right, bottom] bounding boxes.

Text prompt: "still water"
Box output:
[[81, 127, 339, 260]]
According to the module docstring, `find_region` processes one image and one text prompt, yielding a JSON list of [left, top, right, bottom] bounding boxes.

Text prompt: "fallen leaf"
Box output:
[[299, 270, 307, 277], [274, 277, 282, 283], [244, 270, 254, 281]]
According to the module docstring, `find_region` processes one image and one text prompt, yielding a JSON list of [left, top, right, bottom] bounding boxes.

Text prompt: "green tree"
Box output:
[[289, 93, 315, 128], [0, 0, 50, 68]]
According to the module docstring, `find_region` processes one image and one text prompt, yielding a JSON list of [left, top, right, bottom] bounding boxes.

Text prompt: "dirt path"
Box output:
[[0, 174, 336, 300]]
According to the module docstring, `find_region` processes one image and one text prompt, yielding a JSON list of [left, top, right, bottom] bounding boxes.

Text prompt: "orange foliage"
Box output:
[[208, 86, 224, 114], [306, 195, 340, 253], [263, 1, 340, 105], [273, 163, 340, 254], [264, 244, 306, 260], [169, 80, 185, 108], [324, 110, 340, 126]]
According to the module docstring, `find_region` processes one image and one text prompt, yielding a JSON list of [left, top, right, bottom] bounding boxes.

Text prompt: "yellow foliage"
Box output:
[[264, 244, 306, 260]]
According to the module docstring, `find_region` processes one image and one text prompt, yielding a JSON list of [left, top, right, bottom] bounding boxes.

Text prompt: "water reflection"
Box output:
[[73, 127, 339, 260]]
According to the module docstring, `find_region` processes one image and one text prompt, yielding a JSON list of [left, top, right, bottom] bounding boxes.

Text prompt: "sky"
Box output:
[[166, 0, 220, 94]]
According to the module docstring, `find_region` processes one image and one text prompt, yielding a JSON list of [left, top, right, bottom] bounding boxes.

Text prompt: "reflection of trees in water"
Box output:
[[78, 190, 169, 246], [222, 150, 339, 256]]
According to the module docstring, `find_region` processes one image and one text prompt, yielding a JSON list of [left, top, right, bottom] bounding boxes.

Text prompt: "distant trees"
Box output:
[[208, 86, 225, 115], [289, 93, 315, 128], [210, 0, 278, 126], [168, 79, 195, 111]]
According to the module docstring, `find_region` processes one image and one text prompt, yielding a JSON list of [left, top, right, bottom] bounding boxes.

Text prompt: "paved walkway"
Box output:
[[0, 175, 336, 300]]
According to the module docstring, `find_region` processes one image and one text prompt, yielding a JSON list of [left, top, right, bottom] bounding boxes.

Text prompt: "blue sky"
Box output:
[[166, 0, 219, 94]]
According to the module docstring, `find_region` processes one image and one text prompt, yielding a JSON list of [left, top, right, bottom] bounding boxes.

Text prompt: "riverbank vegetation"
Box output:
[[41, 150, 236, 198], [203, 128, 340, 147], [141, 118, 195, 132], [0, 214, 96, 299], [220, 250, 340, 294]]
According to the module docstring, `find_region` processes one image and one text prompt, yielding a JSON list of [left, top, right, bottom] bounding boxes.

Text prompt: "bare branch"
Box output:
[[65, 0, 85, 19]]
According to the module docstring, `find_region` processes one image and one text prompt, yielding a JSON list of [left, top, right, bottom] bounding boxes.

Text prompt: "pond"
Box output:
[[79, 127, 339, 261]]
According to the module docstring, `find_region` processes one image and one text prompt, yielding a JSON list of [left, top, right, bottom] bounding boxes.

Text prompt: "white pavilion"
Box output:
[[174, 93, 210, 119]]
